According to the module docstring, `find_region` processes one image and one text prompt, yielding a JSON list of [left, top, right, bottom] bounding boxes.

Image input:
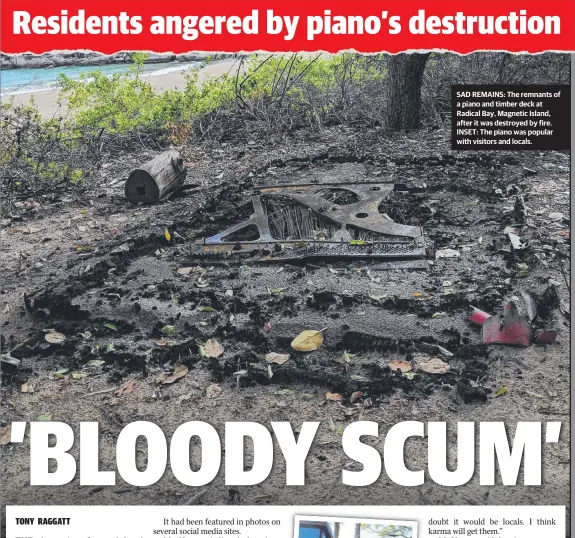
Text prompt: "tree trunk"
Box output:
[[125, 150, 186, 204], [386, 53, 430, 131], [354, 524, 361, 538]]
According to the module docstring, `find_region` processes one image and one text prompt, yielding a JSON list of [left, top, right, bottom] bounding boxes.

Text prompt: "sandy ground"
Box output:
[[3, 58, 242, 117]]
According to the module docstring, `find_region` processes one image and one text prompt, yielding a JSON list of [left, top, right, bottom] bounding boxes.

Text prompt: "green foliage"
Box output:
[[0, 101, 85, 185], [56, 53, 388, 140]]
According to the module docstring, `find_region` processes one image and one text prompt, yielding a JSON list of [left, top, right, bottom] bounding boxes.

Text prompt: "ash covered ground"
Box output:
[[0, 125, 570, 508]]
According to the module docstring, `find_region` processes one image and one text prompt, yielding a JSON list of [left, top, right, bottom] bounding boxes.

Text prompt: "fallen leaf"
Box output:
[[494, 386, 508, 398], [268, 365, 273, 379], [328, 418, 337, 431], [516, 262, 529, 278], [526, 390, 544, 399], [418, 358, 450, 374], [103, 322, 118, 331], [388, 360, 412, 373], [177, 267, 202, 276], [0, 426, 11, 445], [328, 268, 339, 275], [161, 364, 188, 385], [206, 384, 222, 399], [21, 383, 34, 393], [412, 291, 432, 300], [432, 312, 446, 319], [270, 288, 285, 295], [37, 413, 52, 421], [154, 339, 175, 347], [291, 329, 324, 352], [403, 371, 417, 380], [263, 322, 272, 332], [164, 229, 172, 241], [115, 380, 136, 397], [199, 307, 217, 313], [369, 293, 387, 301], [349, 391, 362, 404], [276, 388, 295, 396], [88, 360, 105, 366], [203, 339, 224, 358], [54, 368, 70, 379], [161, 325, 176, 336], [325, 392, 343, 401], [45, 331, 66, 344], [75, 244, 97, 252], [265, 352, 290, 365], [342, 351, 357, 362], [71, 372, 88, 380]]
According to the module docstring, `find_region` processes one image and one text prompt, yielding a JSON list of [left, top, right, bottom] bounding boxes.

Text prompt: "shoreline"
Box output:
[[1, 57, 242, 117], [0, 51, 236, 70]]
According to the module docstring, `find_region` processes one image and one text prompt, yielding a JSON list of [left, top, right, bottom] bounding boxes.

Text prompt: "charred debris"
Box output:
[[5, 147, 570, 407]]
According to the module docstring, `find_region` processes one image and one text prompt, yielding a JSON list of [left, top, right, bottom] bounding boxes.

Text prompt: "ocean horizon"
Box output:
[[0, 60, 202, 97]]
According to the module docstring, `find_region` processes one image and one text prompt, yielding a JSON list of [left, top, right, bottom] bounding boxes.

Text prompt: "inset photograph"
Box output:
[[296, 516, 416, 538]]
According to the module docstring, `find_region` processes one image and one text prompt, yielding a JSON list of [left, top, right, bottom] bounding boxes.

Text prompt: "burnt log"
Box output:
[[125, 150, 186, 204]]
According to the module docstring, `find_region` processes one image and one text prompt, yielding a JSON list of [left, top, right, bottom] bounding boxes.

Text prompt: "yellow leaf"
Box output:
[[164, 229, 171, 242], [388, 360, 412, 373], [291, 330, 324, 352], [325, 392, 343, 401]]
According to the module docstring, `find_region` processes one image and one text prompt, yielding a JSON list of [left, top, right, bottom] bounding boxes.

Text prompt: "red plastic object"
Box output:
[[535, 330, 558, 345], [469, 307, 491, 326], [482, 313, 532, 347]]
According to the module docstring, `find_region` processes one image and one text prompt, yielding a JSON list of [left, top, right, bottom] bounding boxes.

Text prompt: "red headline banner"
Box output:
[[1, 0, 575, 54]]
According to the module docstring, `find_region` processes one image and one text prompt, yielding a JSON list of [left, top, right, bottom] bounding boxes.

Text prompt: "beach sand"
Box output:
[[3, 57, 242, 117]]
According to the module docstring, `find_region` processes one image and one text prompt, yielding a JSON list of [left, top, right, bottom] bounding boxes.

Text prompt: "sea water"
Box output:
[[0, 61, 202, 96]]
